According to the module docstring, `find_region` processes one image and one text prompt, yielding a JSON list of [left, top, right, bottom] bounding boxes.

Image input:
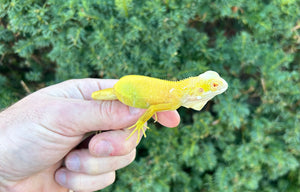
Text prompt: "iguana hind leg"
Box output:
[[126, 103, 178, 144]]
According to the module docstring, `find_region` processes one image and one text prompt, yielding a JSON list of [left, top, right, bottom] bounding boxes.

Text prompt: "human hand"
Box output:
[[0, 79, 180, 192]]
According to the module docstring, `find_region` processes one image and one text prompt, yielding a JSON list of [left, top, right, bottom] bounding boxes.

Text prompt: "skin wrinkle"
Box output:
[[95, 79, 118, 94], [54, 87, 69, 98], [60, 80, 79, 98], [48, 99, 101, 136], [44, 97, 135, 136], [97, 100, 114, 130], [0, 114, 17, 178], [75, 81, 88, 100], [1, 100, 75, 181], [75, 79, 101, 100], [25, 95, 54, 126], [75, 83, 87, 100], [26, 95, 86, 140], [37, 121, 80, 148], [96, 100, 132, 131], [3, 128, 37, 180], [40, 88, 123, 136], [42, 80, 77, 98], [46, 96, 134, 135], [0, 129, 15, 181], [6, 125, 71, 182], [45, 100, 80, 137], [96, 80, 103, 92]]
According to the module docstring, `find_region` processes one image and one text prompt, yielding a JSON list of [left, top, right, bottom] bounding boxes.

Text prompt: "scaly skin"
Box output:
[[92, 71, 228, 143]]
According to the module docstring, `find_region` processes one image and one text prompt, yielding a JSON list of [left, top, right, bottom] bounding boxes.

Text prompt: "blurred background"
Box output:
[[0, 0, 299, 191]]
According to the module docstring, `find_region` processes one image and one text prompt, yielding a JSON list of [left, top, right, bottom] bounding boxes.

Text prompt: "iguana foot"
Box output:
[[126, 120, 150, 144]]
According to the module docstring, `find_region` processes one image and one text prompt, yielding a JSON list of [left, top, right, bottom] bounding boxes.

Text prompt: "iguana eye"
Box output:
[[213, 82, 219, 87], [210, 81, 220, 90]]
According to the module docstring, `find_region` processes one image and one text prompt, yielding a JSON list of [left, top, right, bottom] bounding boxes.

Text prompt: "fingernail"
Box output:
[[129, 107, 141, 115], [56, 170, 66, 185], [94, 140, 113, 156], [66, 153, 80, 171]]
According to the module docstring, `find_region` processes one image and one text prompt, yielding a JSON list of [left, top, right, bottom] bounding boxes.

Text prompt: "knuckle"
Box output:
[[97, 100, 132, 129], [97, 101, 115, 127]]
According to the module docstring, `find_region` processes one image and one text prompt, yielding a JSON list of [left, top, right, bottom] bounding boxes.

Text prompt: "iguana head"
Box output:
[[182, 71, 228, 111]]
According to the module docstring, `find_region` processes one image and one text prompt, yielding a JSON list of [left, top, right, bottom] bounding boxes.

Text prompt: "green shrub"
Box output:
[[1, 0, 299, 191]]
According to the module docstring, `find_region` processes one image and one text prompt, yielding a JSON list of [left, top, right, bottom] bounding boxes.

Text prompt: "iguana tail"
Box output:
[[91, 88, 117, 100]]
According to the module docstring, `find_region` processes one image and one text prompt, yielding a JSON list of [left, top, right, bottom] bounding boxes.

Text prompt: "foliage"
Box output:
[[1, 0, 300, 191]]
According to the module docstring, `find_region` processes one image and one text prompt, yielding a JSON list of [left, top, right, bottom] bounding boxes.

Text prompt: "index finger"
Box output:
[[39, 78, 118, 100]]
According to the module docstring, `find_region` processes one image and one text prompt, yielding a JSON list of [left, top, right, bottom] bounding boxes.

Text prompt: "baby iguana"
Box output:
[[92, 71, 228, 143]]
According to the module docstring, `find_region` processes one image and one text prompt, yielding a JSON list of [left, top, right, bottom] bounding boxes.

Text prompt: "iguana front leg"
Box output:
[[126, 103, 180, 143]]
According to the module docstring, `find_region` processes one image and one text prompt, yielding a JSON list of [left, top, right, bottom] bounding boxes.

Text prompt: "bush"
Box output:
[[1, 0, 299, 191]]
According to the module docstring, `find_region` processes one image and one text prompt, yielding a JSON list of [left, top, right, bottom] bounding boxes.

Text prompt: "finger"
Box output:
[[39, 78, 118, 100], [55, 168, 115, 192], [64, 149, 136, 174], [155, 110, 180, 128], [89, 129, 141, 157], [89, 110, 180, 157], [35, 97, 145, 135]]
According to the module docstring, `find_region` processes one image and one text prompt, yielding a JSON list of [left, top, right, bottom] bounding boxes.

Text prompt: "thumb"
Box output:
[[37, 95, 145, 137]]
